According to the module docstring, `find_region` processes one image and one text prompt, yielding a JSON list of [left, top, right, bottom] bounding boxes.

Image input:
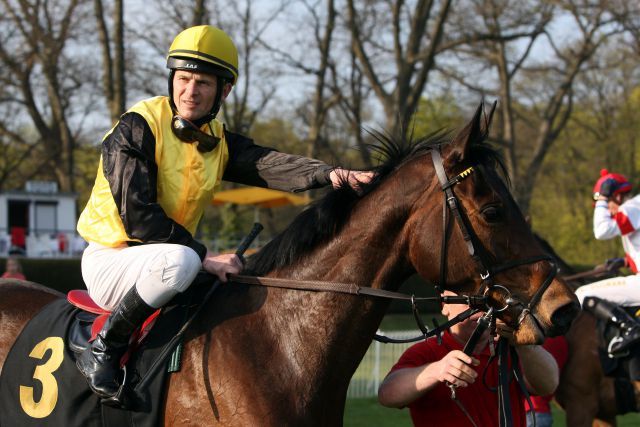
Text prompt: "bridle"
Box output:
[[431, 147, 557, 329], [430, 147, 554, 427]]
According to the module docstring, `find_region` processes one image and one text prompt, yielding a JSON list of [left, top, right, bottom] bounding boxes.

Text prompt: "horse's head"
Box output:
[[247, 102, 578, 344], [404, 102, 579, 344]]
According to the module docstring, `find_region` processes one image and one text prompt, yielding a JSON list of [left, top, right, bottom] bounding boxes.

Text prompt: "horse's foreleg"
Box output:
[[561, 392, 601, 427]]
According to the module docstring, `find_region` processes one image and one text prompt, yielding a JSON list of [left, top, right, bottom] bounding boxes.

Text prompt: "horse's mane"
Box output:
[[246, 127, 505, 276]]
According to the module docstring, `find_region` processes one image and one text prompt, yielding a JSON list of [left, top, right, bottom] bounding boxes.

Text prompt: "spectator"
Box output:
[[378, 291, 559, 427], [2, 256, 26, 280]]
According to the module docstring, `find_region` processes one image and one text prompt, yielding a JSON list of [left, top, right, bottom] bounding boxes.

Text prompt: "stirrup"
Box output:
[[608, 335, 630, 359], [99, 366, 134, 409]]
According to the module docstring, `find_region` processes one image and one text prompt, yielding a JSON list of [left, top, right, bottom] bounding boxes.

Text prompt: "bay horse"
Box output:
[[554, 270, 639, 426], [0, 104, 579, 426], [531, 235, 634, 426]]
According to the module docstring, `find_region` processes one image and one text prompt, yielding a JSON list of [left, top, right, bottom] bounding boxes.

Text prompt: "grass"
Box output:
[[344, 397, 411, 427], [343, 398, 640, 426]]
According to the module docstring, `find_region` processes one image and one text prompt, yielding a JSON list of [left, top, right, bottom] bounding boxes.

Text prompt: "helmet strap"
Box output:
[[168, 69, 178, 113], [209, 76, 227, 120]]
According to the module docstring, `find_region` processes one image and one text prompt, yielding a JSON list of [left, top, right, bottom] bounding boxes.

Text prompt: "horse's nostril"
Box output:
[[548, 301, 580, 336]]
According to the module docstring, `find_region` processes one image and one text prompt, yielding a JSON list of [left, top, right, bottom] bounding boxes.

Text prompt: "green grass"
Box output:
[[343, 398, 640, 426], [344, 398, 411, 427]]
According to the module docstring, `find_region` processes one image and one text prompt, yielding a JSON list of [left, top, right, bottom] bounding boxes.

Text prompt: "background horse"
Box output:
[[532, 234, 632, 427], [0, 104, 578, 426], [555, 311, 622, 427], [553, 267, 639, 426]]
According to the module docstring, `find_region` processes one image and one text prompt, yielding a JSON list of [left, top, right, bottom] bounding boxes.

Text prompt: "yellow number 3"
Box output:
[[19, 336, 64, 418]]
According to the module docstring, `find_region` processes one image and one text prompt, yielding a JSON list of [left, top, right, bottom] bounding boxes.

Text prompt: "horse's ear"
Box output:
[[482, 100, 497, 136], [447, 101, 496, 165]]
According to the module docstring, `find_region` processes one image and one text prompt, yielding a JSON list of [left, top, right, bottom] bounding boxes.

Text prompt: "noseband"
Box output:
[[431, 148, 557, 327]]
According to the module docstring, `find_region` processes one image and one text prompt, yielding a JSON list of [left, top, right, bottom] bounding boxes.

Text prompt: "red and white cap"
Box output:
[[593, 169, 632, 200]]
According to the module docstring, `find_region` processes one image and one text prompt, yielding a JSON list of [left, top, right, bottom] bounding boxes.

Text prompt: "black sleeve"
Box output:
[[222, 130, 334, 192], [102, 112, 207, 260]]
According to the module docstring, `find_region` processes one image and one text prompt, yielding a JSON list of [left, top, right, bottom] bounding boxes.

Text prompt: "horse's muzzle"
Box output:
[[547, 300, 580, 336]]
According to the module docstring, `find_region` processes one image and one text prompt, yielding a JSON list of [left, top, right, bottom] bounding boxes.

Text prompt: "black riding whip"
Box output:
[[134, 223, 263, 394]]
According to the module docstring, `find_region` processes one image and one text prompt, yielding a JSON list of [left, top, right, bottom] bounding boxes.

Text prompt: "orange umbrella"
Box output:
[[212, 187, 308, 208]]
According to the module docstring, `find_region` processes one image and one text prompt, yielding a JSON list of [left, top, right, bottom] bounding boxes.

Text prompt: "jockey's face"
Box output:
[[172, 70, 218, 121]]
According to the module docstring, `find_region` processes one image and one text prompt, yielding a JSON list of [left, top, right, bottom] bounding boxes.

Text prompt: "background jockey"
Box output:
[[75, 25, 373, 401], [576, 169, 640, 357]]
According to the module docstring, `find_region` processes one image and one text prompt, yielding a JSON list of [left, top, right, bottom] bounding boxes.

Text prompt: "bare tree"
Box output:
[[303, 0, 338, 160], [258, 0, 376, 166], [0, 0, 94, 193], [94, 0, 126, 123], [441, 0, 629, 213], [345, 0, 454, 138]]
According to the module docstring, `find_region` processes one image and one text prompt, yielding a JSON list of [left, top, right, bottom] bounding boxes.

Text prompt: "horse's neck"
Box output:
[[248, 183, 413, 393], [234, 185, 409, 385], [189, 166, 427, 422]]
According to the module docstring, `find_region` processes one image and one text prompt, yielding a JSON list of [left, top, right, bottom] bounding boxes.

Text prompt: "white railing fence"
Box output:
[[347, 330, 422, 398]]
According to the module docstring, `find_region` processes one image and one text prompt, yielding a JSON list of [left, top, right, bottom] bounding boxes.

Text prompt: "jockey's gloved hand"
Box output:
[[605, 257, 625, 272], [598, 178, 618, 199]]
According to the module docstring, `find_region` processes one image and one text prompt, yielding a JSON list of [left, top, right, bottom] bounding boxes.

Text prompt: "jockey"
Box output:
[[577, 169, 640, 357], [75, 25, 373, 400]]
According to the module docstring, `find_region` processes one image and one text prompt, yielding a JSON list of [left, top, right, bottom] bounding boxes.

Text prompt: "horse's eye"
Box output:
[[481, 205, 503, 223]]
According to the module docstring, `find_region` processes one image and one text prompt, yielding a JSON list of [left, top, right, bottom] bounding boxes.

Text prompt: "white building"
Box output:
[[0, 181, 85, 257]]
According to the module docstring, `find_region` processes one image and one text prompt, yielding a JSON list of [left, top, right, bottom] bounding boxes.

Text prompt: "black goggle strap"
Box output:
[[171, 115, 220, 153]]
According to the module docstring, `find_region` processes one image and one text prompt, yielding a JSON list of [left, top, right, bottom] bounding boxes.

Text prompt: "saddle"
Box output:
[[0, 276, 217, 427], [597, 306, 640, 377], [66, 290, 162, 368]]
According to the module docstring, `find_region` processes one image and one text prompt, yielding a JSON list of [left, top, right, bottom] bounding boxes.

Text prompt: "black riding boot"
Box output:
[[76, 286, 155, 398], [583, 296, 640, 357]]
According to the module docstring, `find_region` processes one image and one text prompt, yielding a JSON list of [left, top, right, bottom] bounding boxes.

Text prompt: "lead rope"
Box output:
[[449, 308, 493, 427], [449, 309, 527, 427], [497, 338, 513, 427], [511, 347, 536, 427], [482, 337, 533, 427]]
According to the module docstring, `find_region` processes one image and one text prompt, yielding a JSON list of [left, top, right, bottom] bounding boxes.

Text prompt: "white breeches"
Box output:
[[81, 242, 202, 310], [575, 274, 640, 307]]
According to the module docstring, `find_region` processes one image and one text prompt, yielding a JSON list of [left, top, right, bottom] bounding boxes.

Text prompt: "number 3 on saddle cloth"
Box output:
[[0, 286, 195, 427], [597, 306, 640, 415]]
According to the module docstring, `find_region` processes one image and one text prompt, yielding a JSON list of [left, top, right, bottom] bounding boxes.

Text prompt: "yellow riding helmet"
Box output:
[[167, 25, 238, 84]]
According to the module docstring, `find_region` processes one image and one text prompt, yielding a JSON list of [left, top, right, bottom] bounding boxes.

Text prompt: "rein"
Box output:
[[229, 273, 485, 344]]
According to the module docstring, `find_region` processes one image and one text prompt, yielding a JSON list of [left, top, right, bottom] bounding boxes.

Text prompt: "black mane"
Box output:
[[246, 128, 504, 276]]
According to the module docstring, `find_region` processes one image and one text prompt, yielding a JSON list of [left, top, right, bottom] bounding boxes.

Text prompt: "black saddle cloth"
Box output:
[[0, 289, 196, 427]]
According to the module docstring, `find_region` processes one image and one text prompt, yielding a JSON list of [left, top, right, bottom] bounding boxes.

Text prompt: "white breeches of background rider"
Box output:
[[81, 242, 202, 310], [575, 274, 640, 306]]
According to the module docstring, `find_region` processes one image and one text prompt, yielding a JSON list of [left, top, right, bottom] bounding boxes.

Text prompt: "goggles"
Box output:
[[171, 115, 220, 153]]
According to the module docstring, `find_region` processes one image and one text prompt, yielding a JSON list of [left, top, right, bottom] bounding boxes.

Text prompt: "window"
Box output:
[[35, 201, 57, 234]]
